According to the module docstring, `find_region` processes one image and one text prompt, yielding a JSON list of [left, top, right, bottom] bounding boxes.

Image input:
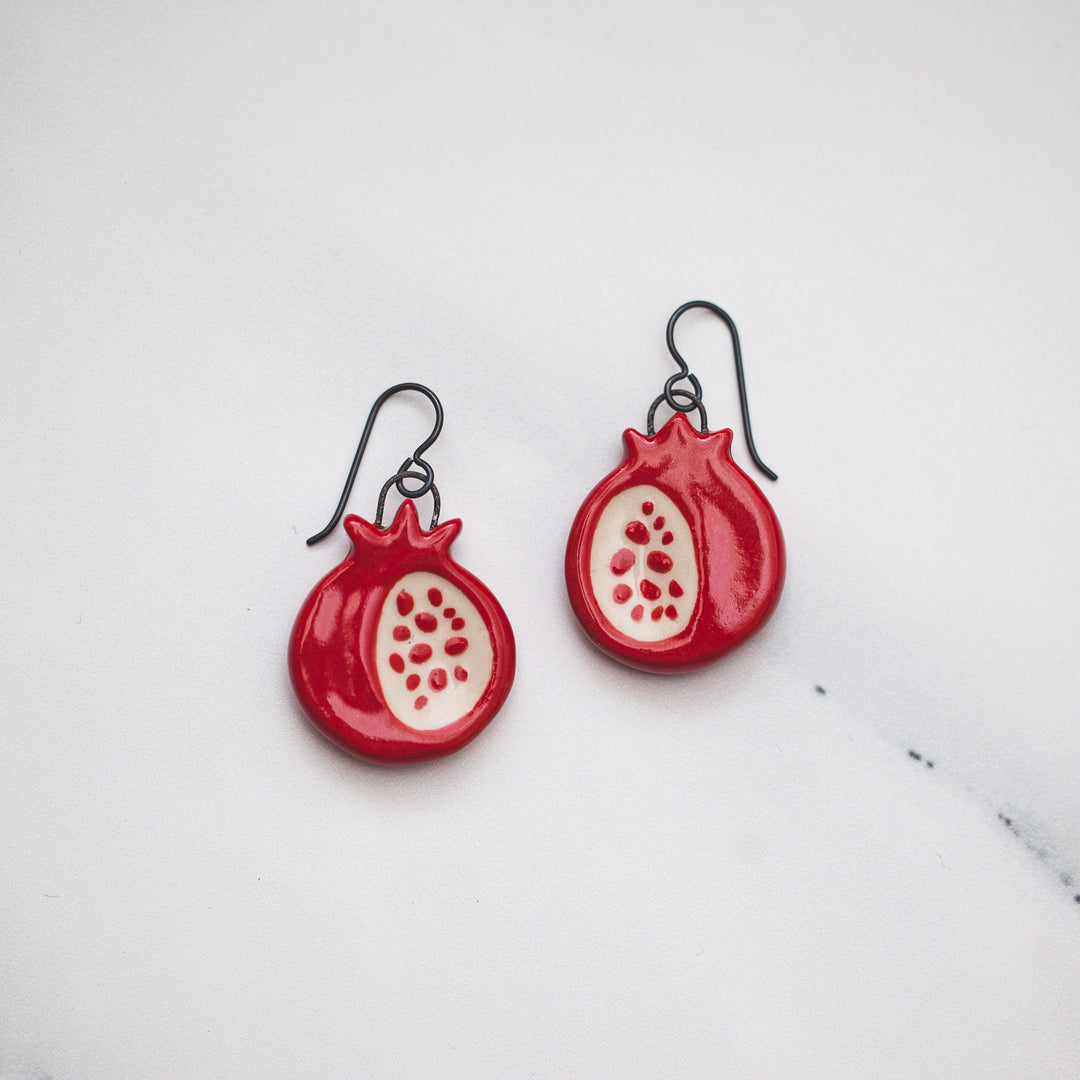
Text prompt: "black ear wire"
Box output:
[[307, 382, 444, 544], [648, 301, 777, 481]]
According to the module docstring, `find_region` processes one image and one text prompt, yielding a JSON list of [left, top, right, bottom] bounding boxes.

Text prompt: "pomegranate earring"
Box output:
[[290, 383, 515, 764], [564, 301, 785, 672]]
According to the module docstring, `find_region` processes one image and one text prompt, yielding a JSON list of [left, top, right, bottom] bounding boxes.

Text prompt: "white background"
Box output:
[[3, 1, 1079, 1076]]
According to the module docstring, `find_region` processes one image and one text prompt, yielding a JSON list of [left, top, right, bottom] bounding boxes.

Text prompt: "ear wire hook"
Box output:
[[306, 382, 444, 545], [658, 300, 777, 481]]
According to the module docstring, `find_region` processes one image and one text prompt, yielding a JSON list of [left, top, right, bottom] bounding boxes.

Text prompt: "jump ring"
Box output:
[[394, 457, 434, 499], [377, 470, 441, 530], [647, 389, 708, 435], [663, 371, 703, 414]]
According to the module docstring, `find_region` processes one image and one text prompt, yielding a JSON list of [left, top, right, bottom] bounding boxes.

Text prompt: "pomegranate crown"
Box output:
[[625, 412, 734, 464], [343, 499, 461, 555]]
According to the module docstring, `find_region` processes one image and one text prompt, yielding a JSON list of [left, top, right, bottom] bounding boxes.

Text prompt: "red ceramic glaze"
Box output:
[[290, 501, 515, 764], [565, 412, 784, 672]]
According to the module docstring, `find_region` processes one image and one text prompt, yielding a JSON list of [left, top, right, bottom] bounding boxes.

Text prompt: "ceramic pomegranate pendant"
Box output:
[[565, 413, 783, 672], [291, 503, 515, 765]]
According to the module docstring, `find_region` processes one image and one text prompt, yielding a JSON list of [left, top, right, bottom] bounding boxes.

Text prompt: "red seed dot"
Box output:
[[646, 551, 673, 574], [392, 625, 411, 641], [428, 667, 448, 692], [415, 612, 438, 633], [625, 520, 650, 545], [653, 516, 665, 530], [414, 695, 428, 710], [661, 531, 674, 545], [651, 605, 664, 621], [451, 617, 465, 631], [665, 605, 678, 620], [406, 673, 420, 691], [427, 587, 443, 607], [445, 636, 468, 656], [630, 604, 644, 621], [408, 643, 433, 664], [396, 590, 414, 616], [389, 653, 405, 673], [669, 580, 684, 598], [454, 665, 468, 682], [443, 608, 456, 618], [640, 579, 661, 601], [641, 501, 654, 515], [610, 547, 635, 576], [612, 583, 632, 604]]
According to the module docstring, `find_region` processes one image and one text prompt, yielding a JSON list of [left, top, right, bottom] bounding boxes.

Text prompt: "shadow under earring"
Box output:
[[290, 383, 515, 764], [564, 302, 784, 673]]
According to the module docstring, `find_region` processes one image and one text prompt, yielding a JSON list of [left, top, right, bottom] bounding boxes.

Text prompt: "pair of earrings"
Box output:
[[289, 302, 786, 765]]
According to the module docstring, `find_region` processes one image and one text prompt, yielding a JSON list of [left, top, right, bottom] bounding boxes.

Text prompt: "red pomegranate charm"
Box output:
[[565, 413, 783, 671], [564, 301, 784, 672], [291, 500, 515, 764]]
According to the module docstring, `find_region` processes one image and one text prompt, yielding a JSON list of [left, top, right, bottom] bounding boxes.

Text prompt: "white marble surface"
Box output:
[[2, 1, 1079, 1076]]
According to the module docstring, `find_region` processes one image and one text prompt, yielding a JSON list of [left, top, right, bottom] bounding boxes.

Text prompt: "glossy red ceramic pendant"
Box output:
[[564, 302, 785, 672], [290, 383, 514, 764], [291, 501, 515, 763]]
